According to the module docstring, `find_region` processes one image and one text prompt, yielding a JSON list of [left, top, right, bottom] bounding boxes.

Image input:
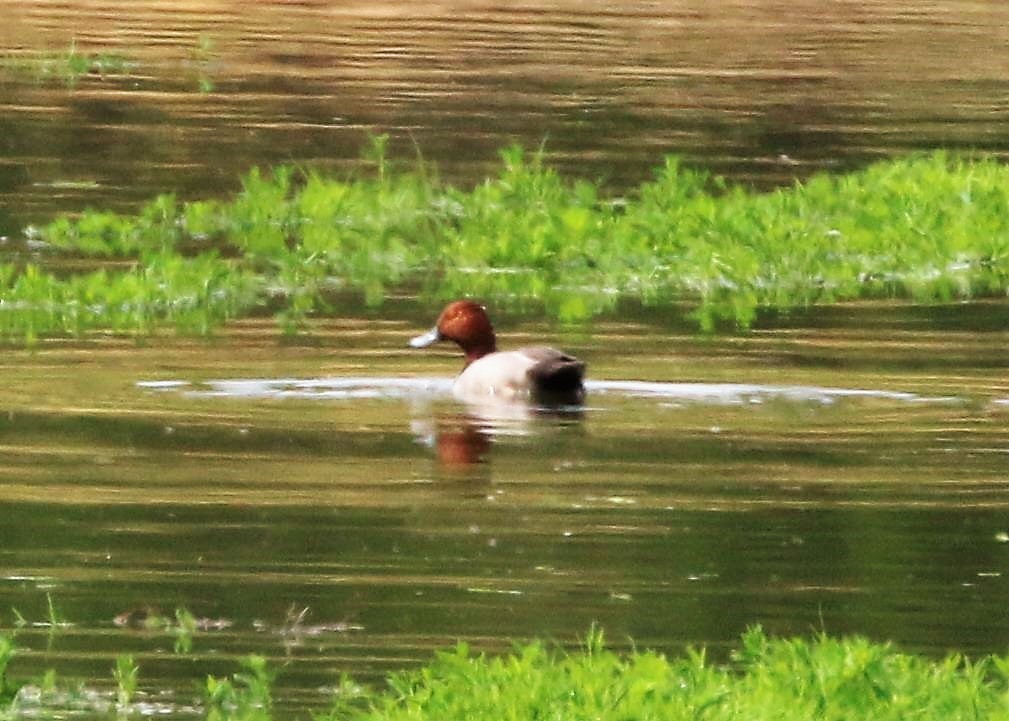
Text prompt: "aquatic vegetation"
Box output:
[[0, 635, 14, 704], [191, 35, 217, 94], [8, 145, 1009, 342], [112, 654, 138, 710], [172, 607, 199, 654], [8, 597, 66, 632], [204, 655, 274, 721], [617, 152, 1009, 329], [111, 606, 216, 655], [1, 41, 131, 86], [2, 37, 216, 92], [321, 626, 1009, 721], [43, 594, 65, 630], [2, 629, 1009, 719]]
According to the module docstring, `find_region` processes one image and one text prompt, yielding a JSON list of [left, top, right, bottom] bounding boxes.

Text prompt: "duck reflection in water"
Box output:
[[412, 403, 584, 469], [431, 413, 493, 467]]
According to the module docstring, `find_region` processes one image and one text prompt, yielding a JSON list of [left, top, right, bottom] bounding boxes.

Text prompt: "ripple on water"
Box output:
[[136, 376, 963, 406]]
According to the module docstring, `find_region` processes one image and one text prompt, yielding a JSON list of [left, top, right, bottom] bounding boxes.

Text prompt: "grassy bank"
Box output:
[[3, 628, 1009, 720], [6, 142, 1009, 341]]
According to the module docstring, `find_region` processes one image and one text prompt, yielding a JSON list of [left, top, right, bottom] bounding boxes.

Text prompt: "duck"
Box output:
[[410, 300, 586, 404]]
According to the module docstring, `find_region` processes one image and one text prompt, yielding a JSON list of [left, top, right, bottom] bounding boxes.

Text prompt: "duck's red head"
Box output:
[[410, 300, 497, 364]]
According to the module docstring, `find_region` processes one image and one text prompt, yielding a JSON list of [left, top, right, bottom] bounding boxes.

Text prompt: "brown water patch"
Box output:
[[3, 1, 1009, 236]]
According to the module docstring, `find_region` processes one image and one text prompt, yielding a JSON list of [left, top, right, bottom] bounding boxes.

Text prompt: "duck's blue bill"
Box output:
[[409, 328, 441, 348]]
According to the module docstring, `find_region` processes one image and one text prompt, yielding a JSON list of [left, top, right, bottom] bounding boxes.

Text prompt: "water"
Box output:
[[1, 303, 1008, 716], [3, 1, 1009, 715], [3, 1, 1009, 236]]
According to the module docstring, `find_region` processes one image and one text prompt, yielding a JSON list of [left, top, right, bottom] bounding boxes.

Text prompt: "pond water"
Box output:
[[3, 1, 1009, 236], [1, 301, 1008, 716], [3, 1, 1009, 716]]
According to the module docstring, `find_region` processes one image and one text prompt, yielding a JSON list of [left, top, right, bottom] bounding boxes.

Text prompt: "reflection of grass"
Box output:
[[4, 628, 1009, 719], [2, 41, 131, 86], [7, 141, 1009, 343]]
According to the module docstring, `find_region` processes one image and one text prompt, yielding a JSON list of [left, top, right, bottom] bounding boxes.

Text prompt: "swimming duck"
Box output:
[[410, 300, 586, 404]]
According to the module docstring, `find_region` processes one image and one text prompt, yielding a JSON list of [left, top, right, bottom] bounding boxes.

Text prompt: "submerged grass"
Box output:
[[7, 142, 1009, 341], [3, 628, 1009, 720]]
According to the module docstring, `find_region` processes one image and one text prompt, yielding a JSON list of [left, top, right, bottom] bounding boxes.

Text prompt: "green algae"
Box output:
[[7, 144, 1009, 342]]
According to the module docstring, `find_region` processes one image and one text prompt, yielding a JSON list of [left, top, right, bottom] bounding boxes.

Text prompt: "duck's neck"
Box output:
[[463, 339, 497, 366]]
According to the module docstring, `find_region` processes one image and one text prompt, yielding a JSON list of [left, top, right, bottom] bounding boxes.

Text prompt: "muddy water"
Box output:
[[1, 302, 1008, 716], [3, 1, 1009, 236]]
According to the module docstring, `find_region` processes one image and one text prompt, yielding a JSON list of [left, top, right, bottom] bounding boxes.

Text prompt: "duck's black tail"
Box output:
[[524, 347, 586, 405]]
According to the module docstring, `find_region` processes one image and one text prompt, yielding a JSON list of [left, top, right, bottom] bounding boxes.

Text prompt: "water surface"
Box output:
[[1, 303, 1008, 716], [3, 1, 1009, 235], [3, 2, 1009, 715]]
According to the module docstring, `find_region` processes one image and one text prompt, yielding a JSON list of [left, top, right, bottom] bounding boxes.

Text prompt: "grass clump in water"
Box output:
[[1, 41, 132, 86], [324, 627, 1009, 721], [2, 628, 1009, 719], [0, 635, 15, 705], [112, 654, 138, 710], [7, 142, 1009, 342], [205, 655, 273, 721], [618, 152, 1009, 330]]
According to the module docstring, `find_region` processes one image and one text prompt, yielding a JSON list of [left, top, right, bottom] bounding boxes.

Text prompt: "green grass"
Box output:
[[1, 41, 131, 86], [0, 635, 14, 705], [190, 35, 218, 94], [6, 142, 1009, 342], [322, 627, 1009, 721], [205, 655, 274, 721], [3, 628, 1009, 720], [2, 37, 214, 92], [112, 654, 137, 710]]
